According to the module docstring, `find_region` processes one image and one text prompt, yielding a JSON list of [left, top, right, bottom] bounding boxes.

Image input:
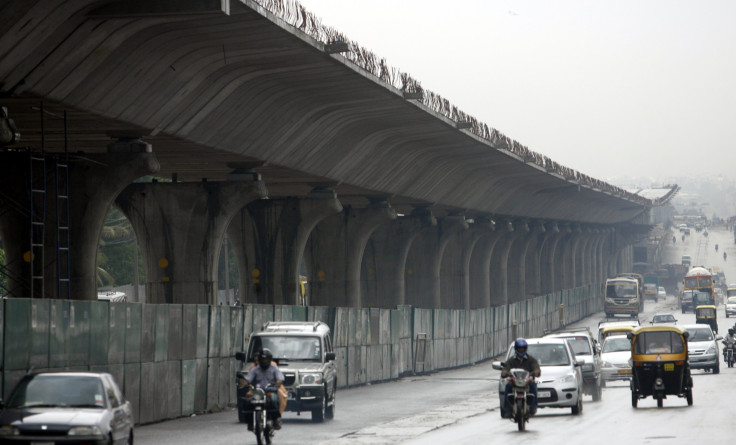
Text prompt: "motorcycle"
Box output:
[[723, 341, 736, 368], [242, 386, 279, 445], [505, 368, 535, 431]]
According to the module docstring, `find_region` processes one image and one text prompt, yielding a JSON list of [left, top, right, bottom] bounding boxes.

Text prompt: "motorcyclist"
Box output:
[[501, 338, 541, 418], [715, 244, 719, 252], [725, 252, 728, 261], [242, 348, 285, 430], [723, 329, 736, 361]]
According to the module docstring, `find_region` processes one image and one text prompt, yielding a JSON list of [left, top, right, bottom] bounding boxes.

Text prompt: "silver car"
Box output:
[[493, 338, 584, 416], [681, 324, 722, 373]]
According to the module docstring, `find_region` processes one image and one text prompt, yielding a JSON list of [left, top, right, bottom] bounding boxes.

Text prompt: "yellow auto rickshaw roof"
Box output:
[[601, 326, 635, 334], [695, 305, 717, 310], [631, 325, 687, 335]]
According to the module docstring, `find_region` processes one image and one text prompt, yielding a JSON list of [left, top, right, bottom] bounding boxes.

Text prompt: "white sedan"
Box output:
[[600, 335, 631, 385]]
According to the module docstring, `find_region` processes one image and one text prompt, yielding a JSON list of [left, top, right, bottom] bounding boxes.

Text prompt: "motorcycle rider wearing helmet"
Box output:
[[723, 329, 736, 360], [243, 348, 285, 430], [501, 338, 541, 417]]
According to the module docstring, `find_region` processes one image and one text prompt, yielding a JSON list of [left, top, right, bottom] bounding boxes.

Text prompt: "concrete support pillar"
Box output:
[[437, 215, 470, 309], [539, 223, 561, 295], [507, 220, 532, 303], [307, 202, 396, 308], [116, 179, 266, 304], [555, 225, 575, 289], [523, 221, 550, 298], [0, 150, 159, 299], [227, 192, 342, 305], [362, 211, 436, 308], [469, 220, 500, 308], [404, 209, 467, 309], [489, 219, 520, 306]]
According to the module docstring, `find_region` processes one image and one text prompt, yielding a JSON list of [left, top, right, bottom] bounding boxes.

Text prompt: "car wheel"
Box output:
[[325, 384, 336, 420], [592, 380, 602, 402], [631, 389, 638, 408], [713, 364, 720, 374], [125, 430, 134, 445], [311, 394, 326, 422], [571, 391, 582, 415], [686, 387, 693, 406]]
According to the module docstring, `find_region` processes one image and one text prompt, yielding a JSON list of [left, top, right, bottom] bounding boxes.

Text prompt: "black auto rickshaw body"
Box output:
[[695, 305, 718, 334], [628, 326, 693, 408]]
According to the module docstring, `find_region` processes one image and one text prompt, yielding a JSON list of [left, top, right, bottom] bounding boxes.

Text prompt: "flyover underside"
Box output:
[[0, 0, 649, 224]]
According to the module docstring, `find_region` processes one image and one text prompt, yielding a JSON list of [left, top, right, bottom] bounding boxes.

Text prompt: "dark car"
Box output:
[[0, 372, 134, 444]]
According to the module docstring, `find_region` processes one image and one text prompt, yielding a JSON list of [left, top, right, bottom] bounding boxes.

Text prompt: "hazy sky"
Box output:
[[296, 0, 736, 183]]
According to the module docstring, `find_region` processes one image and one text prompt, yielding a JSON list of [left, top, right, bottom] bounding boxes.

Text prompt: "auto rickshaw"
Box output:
[[599, 325, 636, 343], [695, 305, 718, 334], [628, 326, 693, 408]]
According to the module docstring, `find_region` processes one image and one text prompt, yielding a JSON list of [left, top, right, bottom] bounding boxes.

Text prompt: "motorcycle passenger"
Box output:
[[501, 338, 541, 417], [242, 348, 285, 430]]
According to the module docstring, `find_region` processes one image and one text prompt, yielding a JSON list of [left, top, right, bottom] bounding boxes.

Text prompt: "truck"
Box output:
[[643, 274, 659, 301], [604, 276, 640, 318]]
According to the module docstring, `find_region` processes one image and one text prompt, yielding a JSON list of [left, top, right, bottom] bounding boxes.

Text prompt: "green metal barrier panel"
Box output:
[[108, 303, 126, 364], [181, 359, 197, 416], [220, 307, 231, 358], [89, 301, 110, 366], [5, 298, 30, 371], [218, 357, 230, 408], [125, 304, 142, 364], [229, 306, 243, 356], [332, 307, 349, 347], [168, 305, 182, 361], [68, 301, 91, 367], [181, 305, 197, 360], [251, 304, 274, 331], [3, 370, 27, 401], [49, 300, 69, 368], [207, 306, 221, 358], [206, 357, 220, 411], [124, 363, 141, 424], [154, 305, 169, 362], [139, 362, 155, 424], [30, 300, 49, 369], [194, 357, 208, 413], [196, 305, 209, 359], [167, 361, 182, 419], [140, 305, 155, 363]]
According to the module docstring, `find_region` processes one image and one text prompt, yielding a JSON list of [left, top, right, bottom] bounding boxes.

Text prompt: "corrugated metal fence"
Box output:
[[0, 284, 601, 424]]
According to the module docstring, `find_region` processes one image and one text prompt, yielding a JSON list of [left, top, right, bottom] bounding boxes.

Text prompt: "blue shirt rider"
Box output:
[[501, 338, 541, 417]]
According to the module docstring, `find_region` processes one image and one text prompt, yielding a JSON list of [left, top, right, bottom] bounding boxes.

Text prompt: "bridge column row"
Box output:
[[0, 151, 633, 307]]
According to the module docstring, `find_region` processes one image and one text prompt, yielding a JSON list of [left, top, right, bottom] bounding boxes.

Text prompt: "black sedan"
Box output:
[[0, 372, 134, 444]]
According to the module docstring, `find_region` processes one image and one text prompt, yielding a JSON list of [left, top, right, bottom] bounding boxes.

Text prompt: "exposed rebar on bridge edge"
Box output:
[[252, 0, 654, 207]]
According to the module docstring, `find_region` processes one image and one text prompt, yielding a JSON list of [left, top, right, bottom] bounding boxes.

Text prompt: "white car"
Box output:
[[658, 287, 667, 300], [682, 324, 722, 373], [726, 296, 736, 318], [493, 338, 584, 416], [600, 335, 631, 385]]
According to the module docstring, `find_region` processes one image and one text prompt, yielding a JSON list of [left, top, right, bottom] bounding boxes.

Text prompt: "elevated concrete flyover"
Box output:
[[0, 0, 660, 306]]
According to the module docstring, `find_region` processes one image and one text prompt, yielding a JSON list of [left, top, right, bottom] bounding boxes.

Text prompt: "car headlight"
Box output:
[[0, 426, 19, 436], [706, 345, 717, 355], [556, 374, 577, 383], [67, 426, 103, 436], [300, 373, 323, 385]]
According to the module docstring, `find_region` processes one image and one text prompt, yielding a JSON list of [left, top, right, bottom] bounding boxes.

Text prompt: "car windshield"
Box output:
[[250, 335, 322, 361], [6, 375, 106, 409], [602, 337, 630, 353], [653, 315, 675, 323], [525, 344, 570, 366], [559, 336, 592, 355], [686, 328, 713, 342]]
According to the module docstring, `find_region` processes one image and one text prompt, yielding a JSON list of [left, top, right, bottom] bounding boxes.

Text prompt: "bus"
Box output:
[[682, 267, 714, 310], [604, 277, 640, 319]]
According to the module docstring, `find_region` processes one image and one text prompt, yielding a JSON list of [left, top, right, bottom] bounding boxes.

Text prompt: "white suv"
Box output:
[[236, 321, 337, 422]]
